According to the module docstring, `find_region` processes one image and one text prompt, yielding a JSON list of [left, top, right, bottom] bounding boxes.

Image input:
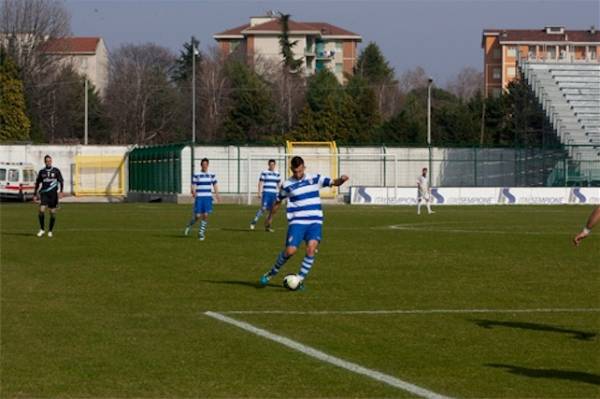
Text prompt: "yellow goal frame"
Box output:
[[74, 155, 126, 196], [286, 141, 338, 198]]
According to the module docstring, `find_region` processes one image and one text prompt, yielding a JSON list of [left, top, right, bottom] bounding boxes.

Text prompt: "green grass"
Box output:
[[1, 203, 599, 398]]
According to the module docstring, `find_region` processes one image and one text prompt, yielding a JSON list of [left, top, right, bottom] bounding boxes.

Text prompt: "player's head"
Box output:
[[268, 159, 276, 171], [422, 167, 428, 176], [44, 155, 52, 168], [290, 156, 305, 179], [201, 158, 209, 171]]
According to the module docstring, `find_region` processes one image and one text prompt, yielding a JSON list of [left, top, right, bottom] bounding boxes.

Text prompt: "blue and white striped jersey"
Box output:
[[192, 172, 217, 197], [259, 170, 281, 194], [277, 173, 333, 225]]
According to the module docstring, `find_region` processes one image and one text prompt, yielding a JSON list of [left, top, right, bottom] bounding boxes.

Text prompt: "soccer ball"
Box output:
[[283, 274, 302, 291]]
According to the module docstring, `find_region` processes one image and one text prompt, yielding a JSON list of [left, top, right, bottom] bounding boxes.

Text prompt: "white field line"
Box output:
[[383, 224, 569, 235], [204, 311, 453, 399], [219, 308, 600, 315]]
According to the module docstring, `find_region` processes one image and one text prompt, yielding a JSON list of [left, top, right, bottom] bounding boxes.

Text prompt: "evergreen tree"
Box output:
[[354, 42, 394, 84], [278, 13, 303, 72], [222, 62, 276, 142], [0, 48, 31, 142], [345, 74, 381, 143], [173, 36, 202, 83]]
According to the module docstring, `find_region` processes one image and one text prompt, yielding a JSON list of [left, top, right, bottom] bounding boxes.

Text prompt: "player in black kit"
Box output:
[[33, 155, 64, 237]]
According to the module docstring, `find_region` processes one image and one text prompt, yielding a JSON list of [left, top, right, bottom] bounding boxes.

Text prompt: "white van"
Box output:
[[0, 162, 37, 201]]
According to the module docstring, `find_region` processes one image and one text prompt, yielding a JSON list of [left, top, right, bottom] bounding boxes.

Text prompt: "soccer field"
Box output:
[[1, 203, 599, 398]]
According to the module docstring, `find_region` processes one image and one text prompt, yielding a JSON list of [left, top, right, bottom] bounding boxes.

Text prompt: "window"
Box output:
[[548, 47, 557, 59], [506, 46, 517, 57], [7, 169, 18, 182], [335, 63, 343, 74], [507, 67, 516, 78], [492, 88, 502, 98], [0, 169, 5, 181], [528, 46, 536, 59], [335, 41, 342, 51], [590, 47, 597, 60], [24, 169, 35, 182], [492, 67, 501, 80], [492, 48, 501, 59], [230, 40, 240, 53]]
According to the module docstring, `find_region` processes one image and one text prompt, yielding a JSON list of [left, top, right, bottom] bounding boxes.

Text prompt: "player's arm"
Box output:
[[257, 179, 263, 199], [213, 182, 221, 203], [573, 206, 600, 246], [190, 179, 196, 197], [33, 170, 43, 202], [331, 175, 349, 187], [57, 169, 65, 198], [267, 188, 287, 224]]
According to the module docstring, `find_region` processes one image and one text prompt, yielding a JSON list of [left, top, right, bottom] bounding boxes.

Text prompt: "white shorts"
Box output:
[[418, 192, 430, 201]]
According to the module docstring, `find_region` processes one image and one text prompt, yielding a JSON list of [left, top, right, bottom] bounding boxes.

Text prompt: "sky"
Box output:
[[64, 0, 599, 85]]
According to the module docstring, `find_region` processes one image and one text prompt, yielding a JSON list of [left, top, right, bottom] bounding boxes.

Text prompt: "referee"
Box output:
[[33, 155, 64, 237]]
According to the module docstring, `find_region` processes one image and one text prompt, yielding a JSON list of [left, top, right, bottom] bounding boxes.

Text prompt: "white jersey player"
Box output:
[[417, 167, 434, 215]]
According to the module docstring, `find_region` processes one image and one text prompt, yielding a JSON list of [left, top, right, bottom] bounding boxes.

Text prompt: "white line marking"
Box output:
[[218, 308, 600, 315], [385, 224, 568, 235], [204, 311, 453, 399]]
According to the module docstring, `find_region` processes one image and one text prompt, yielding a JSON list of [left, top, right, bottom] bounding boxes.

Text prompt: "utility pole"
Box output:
[[84, 78, 88, 145]]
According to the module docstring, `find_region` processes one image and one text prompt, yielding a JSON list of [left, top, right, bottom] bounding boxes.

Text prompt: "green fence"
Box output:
[[128, 144, 185, 193]]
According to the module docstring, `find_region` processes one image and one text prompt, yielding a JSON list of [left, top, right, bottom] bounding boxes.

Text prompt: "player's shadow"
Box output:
[[472, 319, 596, 341], [199, 279, 282, 289], [487, 364, 600, 386]]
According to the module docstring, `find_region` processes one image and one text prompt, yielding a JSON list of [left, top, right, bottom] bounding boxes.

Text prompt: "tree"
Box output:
[[354, 42, 397, 119], [0, 48, 30, 142], [446, 67, 483, 100], [278, 13, 303, 72], [398, 66, 429, 93], [104, 43, 181, 144], [172, 36, 201, 83], [221, 61, 276, 143], [345, 74, 380, 143], [34, 65, 105, 143]]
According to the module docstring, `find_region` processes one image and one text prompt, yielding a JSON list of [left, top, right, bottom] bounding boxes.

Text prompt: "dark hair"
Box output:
[[201, 158, 209, 165], [268, 159, 276, 165], [44, 155, 52, 161], [290, 156, 304, 169], [422, 167, 428, 171]]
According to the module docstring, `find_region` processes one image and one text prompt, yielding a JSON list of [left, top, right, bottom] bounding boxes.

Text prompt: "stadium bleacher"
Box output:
[[520, 61, 600, 184]]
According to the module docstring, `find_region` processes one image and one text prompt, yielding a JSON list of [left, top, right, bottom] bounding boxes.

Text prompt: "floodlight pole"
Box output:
[[427, 78, 433, 186], [84, 78, 88, 145], [192, 36, 196, 145]]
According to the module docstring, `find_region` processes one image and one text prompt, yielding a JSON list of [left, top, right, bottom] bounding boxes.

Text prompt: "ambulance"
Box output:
[[0, 162, 37, 201]]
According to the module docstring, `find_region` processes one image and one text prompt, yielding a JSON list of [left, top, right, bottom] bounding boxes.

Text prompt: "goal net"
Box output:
[[73, 155, 126, 196]]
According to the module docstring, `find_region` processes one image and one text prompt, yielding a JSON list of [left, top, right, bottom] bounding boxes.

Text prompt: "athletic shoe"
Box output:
[[199, 235, 205, 241], [259, 273, 270, 287], [297, 281, 305, 291], [265, 225, 274, 233], [47, 232, 53, 238], [184, 226, 190, 236], [429, 211, 436, 214], [250, 223, 255, 230], [37, 229, 45, 237]]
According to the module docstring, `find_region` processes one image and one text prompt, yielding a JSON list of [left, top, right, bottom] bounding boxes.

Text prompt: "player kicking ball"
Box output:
[[259, 156, 349, 290], [184, 158, 220, 241], [250, 159, 281, 232], [573, 206, 599, 246], [417, 167, 434, 215]]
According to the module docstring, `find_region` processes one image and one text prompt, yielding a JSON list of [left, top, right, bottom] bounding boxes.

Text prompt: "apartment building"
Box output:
[[482, 26, 600, 97], [214, 15, 362, 83]]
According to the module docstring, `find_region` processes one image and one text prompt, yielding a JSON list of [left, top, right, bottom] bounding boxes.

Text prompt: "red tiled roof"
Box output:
[[303, 22, 360, 37], [483, 29, 600, 43], [215, 18, 361, 38], [215, 23, 250, 36], [243, 19, 320, 33], [41, 37, 100, 53]]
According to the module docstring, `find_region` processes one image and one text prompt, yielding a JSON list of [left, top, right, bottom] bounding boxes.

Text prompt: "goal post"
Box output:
[[246, 151, 399, 205], [73, 155, 126, 196], [286, 141, 338, 198]]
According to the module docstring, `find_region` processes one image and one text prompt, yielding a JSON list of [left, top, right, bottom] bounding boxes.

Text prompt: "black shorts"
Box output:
[[40, 191, 59, 208]]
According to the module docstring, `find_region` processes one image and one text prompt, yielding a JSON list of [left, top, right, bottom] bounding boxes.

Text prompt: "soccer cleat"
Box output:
[[184, 226, 190, 236], [47, 232, 53, 238], [250, 223, 255, 230], [429, 211, 436, 214], [199, 235, 205, 241], [265, 225, 274, 233], [37, 229, 45, 237], [259, 273, 271, 287]]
